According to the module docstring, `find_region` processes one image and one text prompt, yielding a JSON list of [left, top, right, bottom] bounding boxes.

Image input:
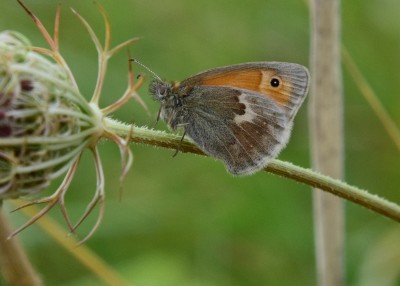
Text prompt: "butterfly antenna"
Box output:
[[130, 58, 162, 81]]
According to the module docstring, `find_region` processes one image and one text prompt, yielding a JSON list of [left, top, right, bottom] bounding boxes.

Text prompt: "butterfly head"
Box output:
[[149, 79, 185, 128], [149, 79, 172, 102]]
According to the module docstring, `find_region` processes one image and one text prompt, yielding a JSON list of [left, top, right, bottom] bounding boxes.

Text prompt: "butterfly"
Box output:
[[147, 61, 310, 176]]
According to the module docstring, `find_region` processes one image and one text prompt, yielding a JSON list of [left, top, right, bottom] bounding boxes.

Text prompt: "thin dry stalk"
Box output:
[[0, 206, 42, 286], [309, 0, 345, 285]]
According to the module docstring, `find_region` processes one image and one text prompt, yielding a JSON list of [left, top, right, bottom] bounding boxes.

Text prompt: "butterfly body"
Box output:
[[149, 62, 310, 176]]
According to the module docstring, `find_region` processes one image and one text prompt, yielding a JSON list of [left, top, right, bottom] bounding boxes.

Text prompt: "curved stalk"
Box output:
[[103, 117, 400, 223]]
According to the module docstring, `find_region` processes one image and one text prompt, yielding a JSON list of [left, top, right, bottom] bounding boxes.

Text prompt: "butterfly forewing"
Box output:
[[180, 62, 309, 121]]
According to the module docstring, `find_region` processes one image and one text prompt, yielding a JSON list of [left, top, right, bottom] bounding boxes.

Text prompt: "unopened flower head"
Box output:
[[0, 31, 101, 199], [0, 1, 141, 243]]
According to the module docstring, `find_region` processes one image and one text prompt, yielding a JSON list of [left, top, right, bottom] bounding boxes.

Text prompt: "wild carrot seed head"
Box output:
[[0, 31, 101, 199]]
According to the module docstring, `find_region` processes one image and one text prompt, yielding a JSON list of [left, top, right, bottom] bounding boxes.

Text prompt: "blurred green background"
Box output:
[[1, 0, 400, 285]]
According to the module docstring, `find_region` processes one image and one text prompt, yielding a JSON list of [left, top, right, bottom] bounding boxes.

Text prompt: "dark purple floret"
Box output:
[[20, 79, 34, 91], [0, 124, 12, 137]]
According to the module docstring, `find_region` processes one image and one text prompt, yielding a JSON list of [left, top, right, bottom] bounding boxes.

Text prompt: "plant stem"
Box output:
[[0, 203, 42, 286], [309, 0, 344, 284], [103, 117, 400, 223], [342, 47, 400, 151], [8, 200, 132, 286]]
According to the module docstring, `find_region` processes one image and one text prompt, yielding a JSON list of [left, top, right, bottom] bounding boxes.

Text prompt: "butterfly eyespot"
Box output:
[[270, 77, 280, 88]]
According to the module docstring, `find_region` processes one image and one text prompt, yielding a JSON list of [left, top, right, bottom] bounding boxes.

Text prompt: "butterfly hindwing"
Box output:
[[181, 85, 292, 175]]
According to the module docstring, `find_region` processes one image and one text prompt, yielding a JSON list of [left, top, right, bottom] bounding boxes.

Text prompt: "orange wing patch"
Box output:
[[199, 69, 294, 106]]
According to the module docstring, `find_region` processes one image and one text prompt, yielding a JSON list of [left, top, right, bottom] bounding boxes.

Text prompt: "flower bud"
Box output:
[[0, 31, 101, 199]]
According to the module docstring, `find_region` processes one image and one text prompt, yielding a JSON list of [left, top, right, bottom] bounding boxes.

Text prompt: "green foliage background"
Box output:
[[1, 0, 400, 285]]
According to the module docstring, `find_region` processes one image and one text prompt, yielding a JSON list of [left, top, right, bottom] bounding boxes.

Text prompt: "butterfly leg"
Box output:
[[152, 106, 163, 128], [172, 128, 187, 157]]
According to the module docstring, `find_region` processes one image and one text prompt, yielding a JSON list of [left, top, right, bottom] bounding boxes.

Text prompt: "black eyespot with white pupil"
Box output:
[[270, 77, 280, 88]]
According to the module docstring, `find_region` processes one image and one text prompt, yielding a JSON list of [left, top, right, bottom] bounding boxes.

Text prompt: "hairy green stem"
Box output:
[[104, 117, 400, 223]]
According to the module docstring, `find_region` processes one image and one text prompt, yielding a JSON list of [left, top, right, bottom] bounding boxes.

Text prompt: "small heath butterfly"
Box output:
[[138, 61, 310, 175]]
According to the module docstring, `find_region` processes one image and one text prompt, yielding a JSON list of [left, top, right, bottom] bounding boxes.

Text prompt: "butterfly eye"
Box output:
[[175, 97, 183, 107], [159, 86, 166, 94], [270, 77, 280, 88]]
